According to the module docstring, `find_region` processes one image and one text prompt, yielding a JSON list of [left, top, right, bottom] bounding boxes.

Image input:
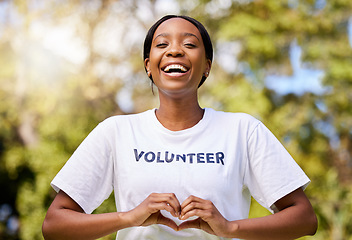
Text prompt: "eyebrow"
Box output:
[[153, 32, 200, 42]]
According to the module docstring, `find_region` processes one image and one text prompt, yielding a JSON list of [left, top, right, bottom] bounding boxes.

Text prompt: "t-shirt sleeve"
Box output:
[[51, 121, 115, 214], [244, 122, 310, 213]]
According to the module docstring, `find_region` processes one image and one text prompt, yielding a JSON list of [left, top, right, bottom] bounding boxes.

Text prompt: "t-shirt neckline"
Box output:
[[148, 108, 211, 136]]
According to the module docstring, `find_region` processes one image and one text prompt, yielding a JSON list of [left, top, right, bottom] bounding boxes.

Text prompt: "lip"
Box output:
[[161, 62, 190, 72], [160, 62, 190, 78]]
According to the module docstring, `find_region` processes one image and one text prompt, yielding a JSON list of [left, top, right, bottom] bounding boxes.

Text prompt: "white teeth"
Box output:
[[164, 64, 188, 72]]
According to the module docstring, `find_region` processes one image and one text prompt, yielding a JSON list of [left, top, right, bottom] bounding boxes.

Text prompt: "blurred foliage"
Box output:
[[0, 0, 351, 239]]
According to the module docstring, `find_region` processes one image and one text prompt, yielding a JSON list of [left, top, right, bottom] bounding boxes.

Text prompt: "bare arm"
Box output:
[[231, 188, 318, 239], [42, 191, 129, 240], [42, 191, 180, 240], [178, 188, 318, 240]]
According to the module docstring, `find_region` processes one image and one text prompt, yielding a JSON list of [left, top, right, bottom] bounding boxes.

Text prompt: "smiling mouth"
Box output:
[[162, 64, 189, 74]]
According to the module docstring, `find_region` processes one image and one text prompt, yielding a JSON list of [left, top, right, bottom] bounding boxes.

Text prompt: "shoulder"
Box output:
[[99, 109, 152, 126], [89, 110, 153, 138], [207, 108, 261, 126], [205, 108, 262, 139]]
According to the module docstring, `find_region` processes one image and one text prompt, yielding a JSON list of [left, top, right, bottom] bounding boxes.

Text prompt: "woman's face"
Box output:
[[145, 18, 211, 98]]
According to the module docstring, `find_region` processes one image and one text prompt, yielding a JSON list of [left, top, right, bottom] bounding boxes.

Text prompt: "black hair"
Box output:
[[143, 15, 213, 87]]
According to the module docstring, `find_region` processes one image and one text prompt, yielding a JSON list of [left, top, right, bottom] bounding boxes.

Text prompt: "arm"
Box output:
[[178, 188, 317, 240], [42, 191, 180, 240], [230, 188, 317, 239], [42, 191, 128, 240]]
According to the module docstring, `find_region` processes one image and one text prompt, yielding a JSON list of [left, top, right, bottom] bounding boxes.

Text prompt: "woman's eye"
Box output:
[[156, 43, 168, 48], [185, 43, 197, 48]]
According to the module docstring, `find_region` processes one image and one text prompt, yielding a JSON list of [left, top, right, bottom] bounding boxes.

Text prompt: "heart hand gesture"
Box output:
[[127, 193, 232, 237]]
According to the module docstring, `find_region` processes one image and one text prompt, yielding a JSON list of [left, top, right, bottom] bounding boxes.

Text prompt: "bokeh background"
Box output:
[[0, 0, 351, 239]]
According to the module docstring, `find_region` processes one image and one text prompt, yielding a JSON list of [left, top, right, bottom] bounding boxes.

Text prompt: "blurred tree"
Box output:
[[0, 0, 149, 239]]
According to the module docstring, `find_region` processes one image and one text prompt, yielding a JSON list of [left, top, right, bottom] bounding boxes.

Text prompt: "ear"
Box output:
[[144, 58, 151, 77], [204, 59, 212, 77]]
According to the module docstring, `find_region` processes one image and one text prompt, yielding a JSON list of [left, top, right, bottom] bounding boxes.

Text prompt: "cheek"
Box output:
[[192, 54, 208, 72], [149, 52, 163, 70], [149, 48, 163, 59]]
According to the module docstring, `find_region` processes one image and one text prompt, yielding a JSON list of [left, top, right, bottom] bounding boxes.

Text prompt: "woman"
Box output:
[[42, 15, 317, 240]]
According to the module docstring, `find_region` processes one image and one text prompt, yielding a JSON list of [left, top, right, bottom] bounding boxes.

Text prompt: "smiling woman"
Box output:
[[143, 15, 213, 88], [42, 15, 317, 240], [144, 17, 211, 103]]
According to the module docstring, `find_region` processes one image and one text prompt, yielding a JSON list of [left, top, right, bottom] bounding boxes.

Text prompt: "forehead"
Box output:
[[153, 18, 201, 39]]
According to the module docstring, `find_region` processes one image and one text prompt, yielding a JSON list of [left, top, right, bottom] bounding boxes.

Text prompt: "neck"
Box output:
[[155, 93, 204, 131]]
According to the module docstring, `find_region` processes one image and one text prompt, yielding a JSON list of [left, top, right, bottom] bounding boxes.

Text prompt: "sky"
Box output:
[[265, 16, 352, 96], [265, 41, 328, 96]]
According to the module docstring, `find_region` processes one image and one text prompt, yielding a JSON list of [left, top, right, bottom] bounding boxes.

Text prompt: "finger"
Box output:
[[181, 208, 207, 221], [180, 202, 204, 220], [180, 195, 203, 209], [148, 202, 178, 217], [156, 213, 179, 231], [149, 193, 181, 217], [160, 193, 181, 217]]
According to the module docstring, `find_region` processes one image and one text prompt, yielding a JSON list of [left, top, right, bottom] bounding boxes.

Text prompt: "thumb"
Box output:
[[178, 218, 201, 231], [156, 213, 178, 231], [178, 218, 215, 235]]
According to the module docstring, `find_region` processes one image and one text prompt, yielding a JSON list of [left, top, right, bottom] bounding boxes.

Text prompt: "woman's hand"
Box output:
[[126, 193, 181, 231], [178, 195, 235, 237]]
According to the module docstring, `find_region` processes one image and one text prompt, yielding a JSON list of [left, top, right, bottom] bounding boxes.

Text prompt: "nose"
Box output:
[[166, 45, 184, 57]]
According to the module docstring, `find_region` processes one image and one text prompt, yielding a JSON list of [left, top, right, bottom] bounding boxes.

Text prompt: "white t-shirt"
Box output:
[[51, 108, 310, 240]]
